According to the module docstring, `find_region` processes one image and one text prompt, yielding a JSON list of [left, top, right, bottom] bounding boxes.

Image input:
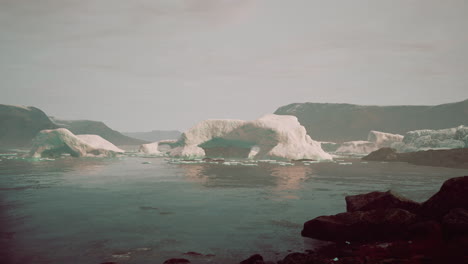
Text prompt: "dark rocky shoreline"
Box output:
[[235, 176, 468, 264], [105, 176, 468, 264], [363, 147, 468, 169]]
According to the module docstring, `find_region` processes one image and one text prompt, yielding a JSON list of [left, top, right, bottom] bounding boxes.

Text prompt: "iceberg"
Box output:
[[139, 142, 162, 155], [30, 128, 124, 158], [168, 119, 246, 158], [336, 131, 404, 154], [139, 139, 178, 155], [168, 114, 332, 160], [392, 125, 467, 152]]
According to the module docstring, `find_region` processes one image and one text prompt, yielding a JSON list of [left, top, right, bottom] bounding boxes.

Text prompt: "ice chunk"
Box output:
[[30, 128, 123, 158]]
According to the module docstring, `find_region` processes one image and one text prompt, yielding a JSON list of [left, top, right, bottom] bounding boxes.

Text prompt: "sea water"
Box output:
[[1, 156, 467, 264]]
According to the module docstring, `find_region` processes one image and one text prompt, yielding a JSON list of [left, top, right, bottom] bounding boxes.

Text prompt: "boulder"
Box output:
[[442, 208, 468, 235], [345, 190, 420, 213], [277, 252, 326, 264], [163, 258, 190, 264], [421, 176, 468, 218], [301, 208, 417, 242], [240, 254, 264, 264]]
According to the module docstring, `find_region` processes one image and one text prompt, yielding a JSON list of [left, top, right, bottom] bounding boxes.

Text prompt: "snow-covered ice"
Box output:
[[167, 114, 332, 160], [392, 125, 467, 152], [336, 131, 403, 154], [30, 128, 123, 158]]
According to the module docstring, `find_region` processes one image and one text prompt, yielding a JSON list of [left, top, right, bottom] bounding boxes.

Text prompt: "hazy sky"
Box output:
[[1, 0, 468, 132]]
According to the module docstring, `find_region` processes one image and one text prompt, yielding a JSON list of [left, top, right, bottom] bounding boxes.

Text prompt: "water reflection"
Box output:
[[179, 163, 314, 192]]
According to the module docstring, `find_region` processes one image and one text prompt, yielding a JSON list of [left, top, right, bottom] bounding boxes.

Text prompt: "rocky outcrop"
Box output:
[[345, 190, 421, 213], [363, 147, 468, 168], [302, 176, 468, 243], [421, 176, 468, 218], [362, 147, 399, 161], [239, 254, 265, 264], [163, 258, 190, 264], [236, 176, 468, 264], [301, 208, 417, 242], [442, 208, 468, 235]]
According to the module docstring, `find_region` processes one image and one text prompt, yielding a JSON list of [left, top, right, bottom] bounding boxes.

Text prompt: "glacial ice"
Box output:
[[392, 125, 468, 152], [30, 128, 124, 158], [336, 131, 404, 154], [139, 142, 162, 155], [76, 134, 124, 153], [167, 114, 332, 160]]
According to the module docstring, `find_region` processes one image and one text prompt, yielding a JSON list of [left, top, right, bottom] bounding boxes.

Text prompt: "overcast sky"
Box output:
[[1, 0, 468, 132]]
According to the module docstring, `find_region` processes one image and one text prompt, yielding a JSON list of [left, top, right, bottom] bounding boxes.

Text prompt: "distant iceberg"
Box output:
[[139, 139, 178, 155], [392, 125, 468, 152], [336, 131, 404, 155], [30, 128, 124, 158], [165, 114, 332, 160]]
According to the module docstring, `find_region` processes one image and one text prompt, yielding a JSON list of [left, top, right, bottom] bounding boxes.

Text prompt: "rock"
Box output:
[[345, 190, 420, 213], [362, 148, 399, 161], [364, 148, 468, 169], [163, 258, 190, 264], [183, 252, 204, 256], [301, 208, 417, 242], [408, 220, 443, 241], [277, 252, 327, 264], [442, 208, 468, 235], [421, 176, 468, 218], [240, 254, 264, 264]]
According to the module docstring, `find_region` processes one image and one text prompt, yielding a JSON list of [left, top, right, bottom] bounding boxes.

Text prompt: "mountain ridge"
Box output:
[[274, 99, 468, 142]]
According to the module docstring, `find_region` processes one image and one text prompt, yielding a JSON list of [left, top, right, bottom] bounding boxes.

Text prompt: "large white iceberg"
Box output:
[[168, 119, 246, 158], [168, 114, 332, 160], [30, 128, 124, 158], [336, 131, 404, 154], [392, 125, 468, 152]]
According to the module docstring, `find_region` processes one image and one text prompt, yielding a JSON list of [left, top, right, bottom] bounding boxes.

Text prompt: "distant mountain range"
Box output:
[[274, 99, 468, 143], [0, 104, 147, 148], [51, 118, 148, 146], [0, 104, 57, 147], [123, 130, 181, 143]]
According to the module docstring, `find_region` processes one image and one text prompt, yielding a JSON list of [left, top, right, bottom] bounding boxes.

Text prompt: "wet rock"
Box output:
[[163, 258, 190, 264], [301, 208, 417, 242], [442, 208, 468, 235], [240, 254, 265, 264], [421, 176, 468, 218], [345, 190, 420, 213]]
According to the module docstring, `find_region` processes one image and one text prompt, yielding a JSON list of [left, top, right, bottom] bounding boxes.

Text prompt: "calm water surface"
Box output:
[[1, 156, 468, 264]]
